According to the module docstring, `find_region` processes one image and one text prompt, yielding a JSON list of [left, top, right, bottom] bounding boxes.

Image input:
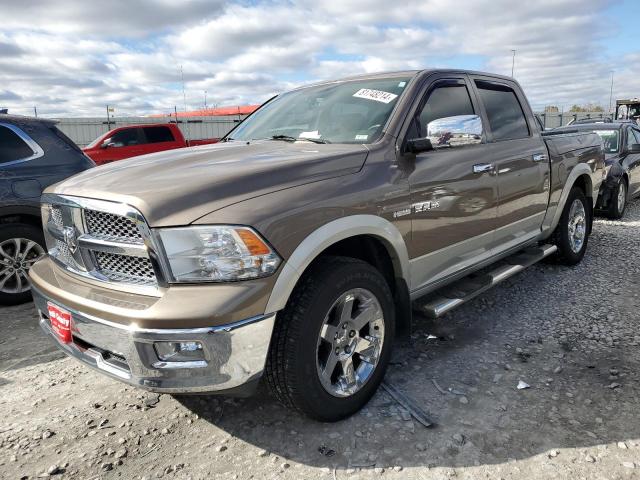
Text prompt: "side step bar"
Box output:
[[420, 244, 558, 318]]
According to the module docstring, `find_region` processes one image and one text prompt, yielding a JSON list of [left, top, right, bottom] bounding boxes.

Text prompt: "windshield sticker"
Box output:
[[398, 81, 406, 88], [299, 130, 321, 139], [353, 88, 398, 104], [355, 134, 369, 141]]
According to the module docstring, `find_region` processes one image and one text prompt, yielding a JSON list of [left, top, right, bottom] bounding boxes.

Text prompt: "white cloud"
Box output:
[[0, 0, 637, 116]]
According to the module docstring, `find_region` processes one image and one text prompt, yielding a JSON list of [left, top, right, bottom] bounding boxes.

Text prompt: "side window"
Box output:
[[626, 128, 640, 148], [109, 128, 141, 147], [0, 125, 36, 164], [415, 84, 475, 137], [633, 129, 640, 144], [143, 126, 175, 144], [475, 81, 529, 141]]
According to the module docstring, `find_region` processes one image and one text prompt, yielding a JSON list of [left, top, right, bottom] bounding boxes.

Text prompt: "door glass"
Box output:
[[627, 128, 638, 149], [416, 85, 475, 137], [475, 81, 529, 141], [110, 128, 141, 147], [593, 130, 620, 153], [143, 126, 175, 143], [0, 125, 35, 164]]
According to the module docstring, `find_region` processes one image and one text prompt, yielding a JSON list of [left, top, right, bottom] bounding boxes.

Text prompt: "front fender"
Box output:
[[264, 214, 409, 314]]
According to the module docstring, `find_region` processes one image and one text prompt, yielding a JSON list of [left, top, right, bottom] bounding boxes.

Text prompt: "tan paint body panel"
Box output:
[[50, 141, 369, 227], [30, 257, 275, 329]]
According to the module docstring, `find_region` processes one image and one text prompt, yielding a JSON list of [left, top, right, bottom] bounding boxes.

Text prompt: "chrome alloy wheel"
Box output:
[[567, 199, 587, 254], [617, 181, 627, 214], [0, 238, 45, 294], [316, 288, 385, 397]]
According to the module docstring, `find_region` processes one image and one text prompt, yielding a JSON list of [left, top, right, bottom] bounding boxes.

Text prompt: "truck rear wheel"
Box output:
[[265, 256, 395, 421], [550, 187, 590, 265]]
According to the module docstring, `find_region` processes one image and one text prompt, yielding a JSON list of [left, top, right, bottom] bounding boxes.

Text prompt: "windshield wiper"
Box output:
[[270, 135, 330, 144]]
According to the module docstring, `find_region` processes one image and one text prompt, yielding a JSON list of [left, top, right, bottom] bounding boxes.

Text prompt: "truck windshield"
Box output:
[[228, 76, 412, 144], [593, 130, 620, 154]]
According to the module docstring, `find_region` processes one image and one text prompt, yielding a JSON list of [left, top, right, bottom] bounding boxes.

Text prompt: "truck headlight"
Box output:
[[157, 226, 281, 282]]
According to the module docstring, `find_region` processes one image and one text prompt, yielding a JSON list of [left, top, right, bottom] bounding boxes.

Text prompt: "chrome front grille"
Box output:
[[95, 252, 155, 284], [85, 209, 142, 242], [41, 195, 162, 294]]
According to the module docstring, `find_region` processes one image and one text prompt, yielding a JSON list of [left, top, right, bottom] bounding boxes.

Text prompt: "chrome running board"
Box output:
[[420, 244, 557, 319]]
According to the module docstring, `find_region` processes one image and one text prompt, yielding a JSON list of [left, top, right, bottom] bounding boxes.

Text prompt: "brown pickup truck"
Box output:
[[30, 69, 605, 421]]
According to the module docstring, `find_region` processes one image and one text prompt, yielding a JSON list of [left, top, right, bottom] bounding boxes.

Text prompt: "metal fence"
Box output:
[[536, 111, 611, 129], [53, 111, 610, 147], [55, 115, 248, 147]]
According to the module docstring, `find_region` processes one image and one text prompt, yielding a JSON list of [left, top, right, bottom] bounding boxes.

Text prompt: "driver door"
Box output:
[[102, 128, 146, 163], [401, 76, 498, 291]]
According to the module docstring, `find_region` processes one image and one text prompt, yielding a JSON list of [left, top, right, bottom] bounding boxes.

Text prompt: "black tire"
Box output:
[[265, 255, 395, 422], [550, 187, 590, 265], [607, 179, 627, 220], [0, 223, 46, 306]]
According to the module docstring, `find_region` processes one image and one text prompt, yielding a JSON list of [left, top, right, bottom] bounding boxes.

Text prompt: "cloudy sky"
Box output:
[[0, 0, 638, 117]]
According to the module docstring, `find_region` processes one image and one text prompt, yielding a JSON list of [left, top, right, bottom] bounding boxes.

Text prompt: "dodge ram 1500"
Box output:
[[31, 70, 605, 421]]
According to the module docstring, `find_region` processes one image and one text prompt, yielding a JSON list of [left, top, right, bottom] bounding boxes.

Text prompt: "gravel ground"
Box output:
[[1, 200, 639, 480]]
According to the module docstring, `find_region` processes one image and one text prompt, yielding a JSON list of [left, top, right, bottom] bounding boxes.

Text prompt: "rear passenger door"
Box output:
[[470, 77, 551, 250], [402, 75, 499, 290]]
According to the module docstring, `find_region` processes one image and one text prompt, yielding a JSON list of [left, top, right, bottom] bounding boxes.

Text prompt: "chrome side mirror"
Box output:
[[426, 115, 483, 149]]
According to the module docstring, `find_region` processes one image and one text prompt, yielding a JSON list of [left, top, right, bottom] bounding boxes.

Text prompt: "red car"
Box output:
[[83, 123, 219, 165]]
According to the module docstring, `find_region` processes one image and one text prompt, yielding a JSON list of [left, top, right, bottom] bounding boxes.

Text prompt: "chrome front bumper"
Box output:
[[32, 285, 276, 393]]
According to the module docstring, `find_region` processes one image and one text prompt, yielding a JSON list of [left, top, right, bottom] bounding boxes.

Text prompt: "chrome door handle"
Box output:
[[532, 153, 547, 162], [473, 163, 495, 174]]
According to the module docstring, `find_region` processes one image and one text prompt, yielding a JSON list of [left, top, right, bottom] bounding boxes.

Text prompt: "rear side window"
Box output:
[[417, 85, 475, 137], [143, 126, 175, 143], [475, 81, 529, 141], [110, 128, 142, 147], [0, 125, 36, 164]]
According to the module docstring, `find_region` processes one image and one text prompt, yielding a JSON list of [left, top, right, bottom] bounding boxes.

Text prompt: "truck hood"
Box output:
[[50, 140, 369, 226]]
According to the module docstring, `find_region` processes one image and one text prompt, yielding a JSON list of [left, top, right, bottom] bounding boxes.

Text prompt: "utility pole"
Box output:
[[511, 49, 516, 77], [608, 71, 614, 118], [204, 90, 208, 110], [106, 105, 111, 129], [33, 106, 37, 118], [180, 65, 191, 141]]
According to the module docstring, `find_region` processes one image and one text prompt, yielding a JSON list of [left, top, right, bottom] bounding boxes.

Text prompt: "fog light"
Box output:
[[154, 341, 205, 362]]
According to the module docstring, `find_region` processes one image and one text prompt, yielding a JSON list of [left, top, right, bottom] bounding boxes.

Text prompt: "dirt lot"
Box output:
[[1, 200, 640, 480]]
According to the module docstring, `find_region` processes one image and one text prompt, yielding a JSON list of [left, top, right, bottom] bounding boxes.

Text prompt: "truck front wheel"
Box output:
[[550, 187, 590, 265], [265, 256, 395, 421]]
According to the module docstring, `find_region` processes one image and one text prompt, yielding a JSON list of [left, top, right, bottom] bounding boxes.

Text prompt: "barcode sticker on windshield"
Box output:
[[353, 88, 398, 104]]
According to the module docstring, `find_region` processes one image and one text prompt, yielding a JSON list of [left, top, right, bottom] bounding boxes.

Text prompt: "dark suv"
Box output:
[[555, 122, 640, 218], [1, 115, 94, 305]]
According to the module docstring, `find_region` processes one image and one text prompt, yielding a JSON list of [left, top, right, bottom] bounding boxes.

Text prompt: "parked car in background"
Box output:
[[0, 115, 94, 305], [83, 123, 219, 165], [555, 121, 640, 219], [31, 70, 604, 421]]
